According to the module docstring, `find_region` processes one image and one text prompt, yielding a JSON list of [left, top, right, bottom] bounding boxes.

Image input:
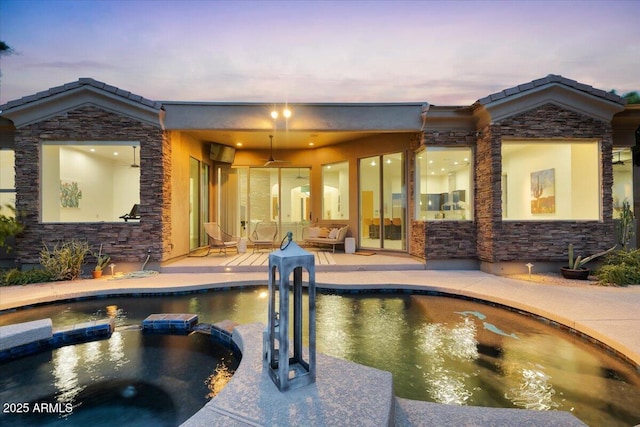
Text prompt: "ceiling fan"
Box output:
[[264, 135, 289, 166], [131, 146, 140, 168], [295, 168, 308, 179], [612, 151, 625, 166]]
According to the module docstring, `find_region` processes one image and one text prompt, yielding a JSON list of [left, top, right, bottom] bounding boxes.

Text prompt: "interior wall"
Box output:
[[502, 142, 599, 220], [41, 146, 140, 222]]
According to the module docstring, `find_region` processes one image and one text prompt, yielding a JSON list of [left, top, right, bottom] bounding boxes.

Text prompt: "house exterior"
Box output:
[[0, 75, 638, 274]]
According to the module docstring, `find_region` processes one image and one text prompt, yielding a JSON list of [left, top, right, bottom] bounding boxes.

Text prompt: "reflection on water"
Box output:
[[108, 332, 128, 368], [505, 364, 559, 411], [416, 317, 478, 405], [1, 288, 639, 427], [52, 346, 82, 404]]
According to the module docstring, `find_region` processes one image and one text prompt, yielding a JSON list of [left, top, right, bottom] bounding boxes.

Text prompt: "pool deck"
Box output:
[[1, 252, 639, 426]]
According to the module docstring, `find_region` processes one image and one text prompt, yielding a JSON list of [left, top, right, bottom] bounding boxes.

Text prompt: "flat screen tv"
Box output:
[[210, 143, 236, 163]]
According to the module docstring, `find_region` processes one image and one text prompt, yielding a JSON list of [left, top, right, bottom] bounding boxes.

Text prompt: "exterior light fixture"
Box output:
[[271, 107, 292, 120], [264, 232, 316, 392]]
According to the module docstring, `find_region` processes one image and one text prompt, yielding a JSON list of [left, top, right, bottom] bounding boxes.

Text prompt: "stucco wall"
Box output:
[[14, 106, 170, 266]]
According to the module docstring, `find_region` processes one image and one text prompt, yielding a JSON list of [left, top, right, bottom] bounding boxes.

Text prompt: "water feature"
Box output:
[[1, 286, 639, 427]]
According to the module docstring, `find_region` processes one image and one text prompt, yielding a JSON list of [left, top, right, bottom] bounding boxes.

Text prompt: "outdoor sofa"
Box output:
[[303, 225, 349, 253]]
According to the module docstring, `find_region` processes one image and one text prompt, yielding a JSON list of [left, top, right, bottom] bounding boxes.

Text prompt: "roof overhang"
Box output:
[[161, 102, 426, 149], [473, 83, 625, 128], [0, 85, 162, 128]]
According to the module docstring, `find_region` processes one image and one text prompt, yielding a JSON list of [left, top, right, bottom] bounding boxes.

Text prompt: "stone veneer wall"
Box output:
[[475, 124, 501, 262], [477, 103, 615, 263], [416, 130, 478, 260], [14, 106, 171, 265]]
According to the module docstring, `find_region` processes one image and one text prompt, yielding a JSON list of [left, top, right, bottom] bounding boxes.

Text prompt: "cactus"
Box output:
[[568, 243, 574, 269], [93, 244, 111, 272], [567, 243, 616, 270]]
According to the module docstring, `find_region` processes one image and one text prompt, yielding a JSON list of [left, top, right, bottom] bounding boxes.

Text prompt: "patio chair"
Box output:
[[119, 204, 140, 222], [203, 222, 239, 256], [250, 221, 278, 252]]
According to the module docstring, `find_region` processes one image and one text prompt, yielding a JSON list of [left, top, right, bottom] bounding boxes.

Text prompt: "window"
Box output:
[[501, 139, 599, 220], [0, 149, 16, 209], [612, 147, 634, 217], [416, 147, 472, 221], [322, 161, 349, 220], [42, 142, 140, 222]]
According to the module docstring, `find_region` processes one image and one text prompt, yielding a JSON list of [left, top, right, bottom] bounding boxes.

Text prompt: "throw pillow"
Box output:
[[328, 228, 339, 239]]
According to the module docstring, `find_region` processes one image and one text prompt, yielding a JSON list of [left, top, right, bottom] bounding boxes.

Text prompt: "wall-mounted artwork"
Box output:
[[531, 169, 555, 214], [60, 180, 82, 208]]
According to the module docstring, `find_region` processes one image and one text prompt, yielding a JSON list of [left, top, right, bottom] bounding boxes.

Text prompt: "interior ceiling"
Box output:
[[183, 130, 376, 150]]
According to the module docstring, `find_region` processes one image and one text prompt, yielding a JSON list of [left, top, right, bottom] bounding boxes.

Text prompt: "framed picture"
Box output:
[[531, 169, 555, 214], [60, 180, 82, 208]]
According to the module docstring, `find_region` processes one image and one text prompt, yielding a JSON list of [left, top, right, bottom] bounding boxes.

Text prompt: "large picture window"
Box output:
[[415, 147, 472, 221], [501, 139, 600, 220], [42, 142, 140, 222], [322, 161, 349, 220], [612, 147, 634, 217], [0, 149, 16, 209]]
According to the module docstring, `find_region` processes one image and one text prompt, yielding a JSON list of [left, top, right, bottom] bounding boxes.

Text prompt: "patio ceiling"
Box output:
[[181, 129, 385, 150]]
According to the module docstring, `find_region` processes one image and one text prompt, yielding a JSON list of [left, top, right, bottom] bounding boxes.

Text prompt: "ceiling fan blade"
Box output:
[[263, 134, 290, 166]]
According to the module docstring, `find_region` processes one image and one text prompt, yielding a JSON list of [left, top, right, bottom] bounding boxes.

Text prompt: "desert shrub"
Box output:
[[0, 204, 24, 252], [0, 268, 53, 286], [595, 249, 640, 286], [39, 239, 90, 281]]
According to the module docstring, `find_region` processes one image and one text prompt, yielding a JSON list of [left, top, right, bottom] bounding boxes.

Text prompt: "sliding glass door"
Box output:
[[189, 157, 210, 250], [359, 152, 405, 250], [218, 167, 311, 245]]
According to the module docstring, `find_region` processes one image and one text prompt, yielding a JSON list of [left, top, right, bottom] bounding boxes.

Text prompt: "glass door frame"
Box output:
[[358, 151, 406, 251]]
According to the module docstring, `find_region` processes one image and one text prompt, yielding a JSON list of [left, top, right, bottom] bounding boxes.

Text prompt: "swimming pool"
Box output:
[[1, 286, 639, 426]]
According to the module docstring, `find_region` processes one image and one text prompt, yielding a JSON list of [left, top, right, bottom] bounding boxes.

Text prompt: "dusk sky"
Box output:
[[1, 0, 638, 106]]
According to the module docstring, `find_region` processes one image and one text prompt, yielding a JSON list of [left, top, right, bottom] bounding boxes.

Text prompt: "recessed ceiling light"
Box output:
[[90, 148, 95, 152], [308, 142, 314, 146], [236, 142, 243, 147], [114, 152, 119, 156]]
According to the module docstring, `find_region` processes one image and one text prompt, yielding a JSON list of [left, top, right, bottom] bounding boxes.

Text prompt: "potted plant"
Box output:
[[92, 244, 111, 279], [561, 243, 616, 280]]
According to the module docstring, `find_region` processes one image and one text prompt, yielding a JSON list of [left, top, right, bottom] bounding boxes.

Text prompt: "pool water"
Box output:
[[1, 286, 639, 427], [0, 331, 238, 426]]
